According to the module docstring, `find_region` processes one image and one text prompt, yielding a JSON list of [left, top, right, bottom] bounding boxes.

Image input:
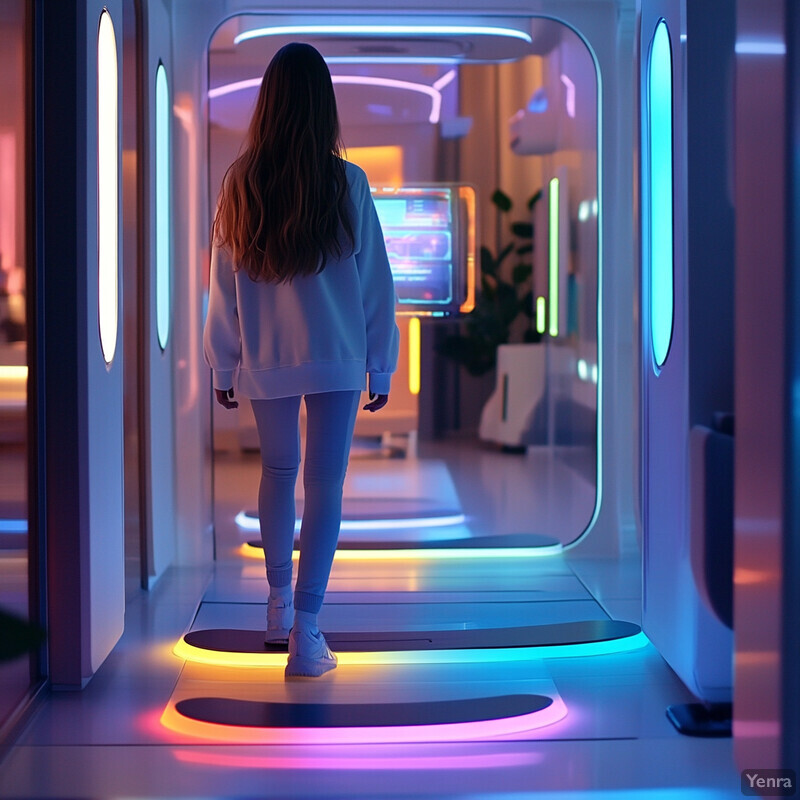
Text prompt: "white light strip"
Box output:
[[209, 75, 444, 123], [208, 77, 262, 99], [735, 40, 786, 55], [433, 69, 457, 91], [325, 56, 461, 65], [234, 25, 532, 46], [560, 74, 576, 118], [235, 510, 466, 532], [335, 76, 441, 123]]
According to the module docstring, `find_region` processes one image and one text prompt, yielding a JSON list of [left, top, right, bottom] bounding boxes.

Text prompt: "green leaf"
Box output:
[[516, 243, 533, 256], [491, 189, 513, 212], [527, 189, 543, 210], [519, 290, 535, 317], [512, 263, 532, 284], [496, 241, 515, 266], [511, 222, 533, 239], [480, 246, 497, 276], [435, 333, 497, 376]]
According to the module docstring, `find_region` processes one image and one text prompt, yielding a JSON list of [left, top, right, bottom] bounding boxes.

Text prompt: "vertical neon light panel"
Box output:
[[408, 316, 421, 395], [155, 64, 171, 350], [548, 178, 560, 337], [648, 20, 674, 369], [97, 11, 118, 365]]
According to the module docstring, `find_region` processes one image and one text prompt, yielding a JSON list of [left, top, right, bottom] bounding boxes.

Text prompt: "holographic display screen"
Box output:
[[373, 189, 454, 307]]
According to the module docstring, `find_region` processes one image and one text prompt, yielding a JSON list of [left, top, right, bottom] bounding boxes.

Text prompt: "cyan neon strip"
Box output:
[[648, 20, 674, 369], [234, 25, 532, 46], [173, 631, 649, 668], [548, 178, 560, 337]]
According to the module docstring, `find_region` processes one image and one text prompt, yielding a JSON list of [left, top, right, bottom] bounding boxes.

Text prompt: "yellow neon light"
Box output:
[[347, 146, 403, 188], [237, 542, 562, 562], [536, 296, 546, 334], [0, 366, 27, 381], [459, 185, 477, 314], [408, 317, 421, 395]]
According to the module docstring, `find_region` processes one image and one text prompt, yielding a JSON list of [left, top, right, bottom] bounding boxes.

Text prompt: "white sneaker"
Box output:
[[265, 598, 293, 644], [285, 628, 338, 678]]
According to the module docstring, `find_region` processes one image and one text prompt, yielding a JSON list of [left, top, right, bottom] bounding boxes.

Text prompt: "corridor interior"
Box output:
[[0, 434, 741, 798]]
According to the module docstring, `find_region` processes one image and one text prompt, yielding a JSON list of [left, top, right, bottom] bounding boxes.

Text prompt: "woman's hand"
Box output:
[[362, 392, 388, 412], [215, 387, 239, 409]]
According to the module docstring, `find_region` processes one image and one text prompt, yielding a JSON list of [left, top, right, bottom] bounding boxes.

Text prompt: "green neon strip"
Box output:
[[548, 178, 560, 337], [536, 296, 546, 334]]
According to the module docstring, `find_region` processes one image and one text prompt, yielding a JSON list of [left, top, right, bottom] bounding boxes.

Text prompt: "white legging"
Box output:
[[250, 390, 361, 614]]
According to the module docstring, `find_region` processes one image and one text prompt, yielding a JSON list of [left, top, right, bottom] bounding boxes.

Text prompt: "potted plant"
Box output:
[[436, 188, 543, 376]]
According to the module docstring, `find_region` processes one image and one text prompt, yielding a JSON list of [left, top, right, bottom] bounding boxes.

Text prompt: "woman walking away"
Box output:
[[203, 42, 399, 678]]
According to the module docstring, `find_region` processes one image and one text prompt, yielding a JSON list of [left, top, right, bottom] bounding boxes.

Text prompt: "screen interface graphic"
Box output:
[[372, 189, 454, 307]]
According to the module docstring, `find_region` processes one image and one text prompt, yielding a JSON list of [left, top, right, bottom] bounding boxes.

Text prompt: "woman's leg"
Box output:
[[293, 390, 361, 616], [250, 395, 302, 591]]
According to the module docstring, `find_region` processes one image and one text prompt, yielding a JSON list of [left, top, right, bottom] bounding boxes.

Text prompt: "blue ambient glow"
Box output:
[[155, 63, 171, 351], [0, 519, 27, 534], [527, 88, 548, 113], [735, 40, 786, 55], [648, 20, 674, 369], [234, 25, 532, 46]]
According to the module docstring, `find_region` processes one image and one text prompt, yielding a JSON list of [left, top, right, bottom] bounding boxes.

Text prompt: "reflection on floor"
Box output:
[[0, 438, 742, 798], [217, 435, 598, 549]]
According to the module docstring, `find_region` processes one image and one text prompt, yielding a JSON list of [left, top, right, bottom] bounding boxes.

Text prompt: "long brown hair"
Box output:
[[212, 42, 354, 283]]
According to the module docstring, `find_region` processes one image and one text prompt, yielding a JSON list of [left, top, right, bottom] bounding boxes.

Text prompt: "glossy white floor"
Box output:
[[0, 437, 743, 798]]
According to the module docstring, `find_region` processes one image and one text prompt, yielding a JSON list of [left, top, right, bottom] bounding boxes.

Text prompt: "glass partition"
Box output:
[[206, 17, 599, 552]]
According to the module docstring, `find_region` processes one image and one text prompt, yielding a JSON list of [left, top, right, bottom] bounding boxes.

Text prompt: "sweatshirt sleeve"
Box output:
[[353, 173, 400, 395], [203, 243, 241, 391]]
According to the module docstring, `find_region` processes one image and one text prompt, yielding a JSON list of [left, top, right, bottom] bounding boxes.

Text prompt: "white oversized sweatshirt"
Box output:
[[203, 161, 399, 399]]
